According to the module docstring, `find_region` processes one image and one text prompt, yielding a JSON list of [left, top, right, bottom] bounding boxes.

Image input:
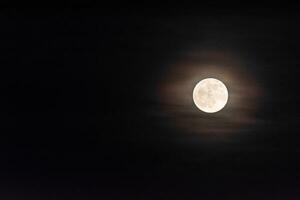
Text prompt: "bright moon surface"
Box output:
[[193, 78, 228, 113]]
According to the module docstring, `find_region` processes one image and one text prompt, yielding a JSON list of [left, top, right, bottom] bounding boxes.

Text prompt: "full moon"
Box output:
[[193, 78, 228, 113]]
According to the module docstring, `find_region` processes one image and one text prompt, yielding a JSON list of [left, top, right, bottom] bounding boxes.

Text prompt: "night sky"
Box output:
[[1, 7, 300, 199]]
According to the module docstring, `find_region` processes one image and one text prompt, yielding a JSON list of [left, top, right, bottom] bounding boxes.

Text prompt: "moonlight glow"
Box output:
[[193, 78, 228, 113]]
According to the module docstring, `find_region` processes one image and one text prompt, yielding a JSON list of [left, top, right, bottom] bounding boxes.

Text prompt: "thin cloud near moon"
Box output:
[[156, 50, 265, 139]]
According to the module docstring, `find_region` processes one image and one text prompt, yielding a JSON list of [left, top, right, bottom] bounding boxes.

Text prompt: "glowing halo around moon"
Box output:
[[193, 78, 228, 113], [157, 50, 263, 136]]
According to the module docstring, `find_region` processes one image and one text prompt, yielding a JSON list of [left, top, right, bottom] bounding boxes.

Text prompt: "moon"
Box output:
[[193, 78, 228, 113]]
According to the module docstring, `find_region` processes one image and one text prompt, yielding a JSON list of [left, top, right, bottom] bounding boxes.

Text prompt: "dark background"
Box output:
[[1, 7, 300, 199]]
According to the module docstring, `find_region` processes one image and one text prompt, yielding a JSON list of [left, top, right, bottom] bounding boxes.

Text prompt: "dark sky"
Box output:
[[1, 7, 300, 199]]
